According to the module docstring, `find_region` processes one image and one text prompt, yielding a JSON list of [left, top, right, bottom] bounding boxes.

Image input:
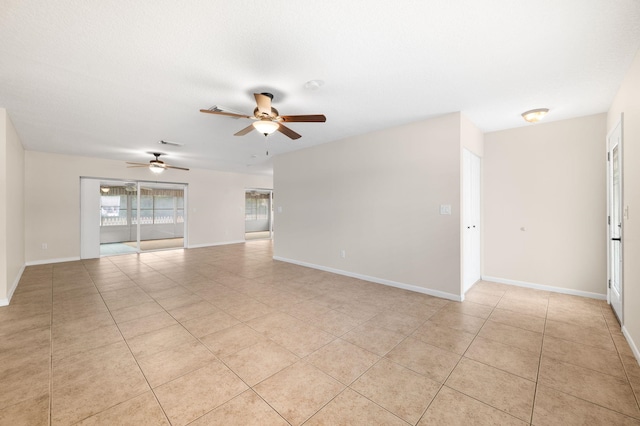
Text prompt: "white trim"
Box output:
[[481, 275, 606, 300], [0, 264, 25, 306], [26, 257, 81, 266], [622, 326, 640, 364], [188, 240, 245, 249], [606, 114, 624, 323], [274, 256, 462, 302]]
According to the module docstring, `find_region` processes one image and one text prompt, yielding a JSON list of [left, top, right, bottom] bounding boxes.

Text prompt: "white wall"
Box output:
[[483, 114, 607, 297], [274, 113, 463, 300], [25, 151, 272, 263], [461, 114, 484, 157], [608, 49, 640, 357], [0, 109, 25, 305]]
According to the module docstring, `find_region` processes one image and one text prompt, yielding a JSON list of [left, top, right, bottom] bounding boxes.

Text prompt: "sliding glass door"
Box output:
[[81, 178, 187, 258], [245, 189, 273, 240], [134, 183, 186, 252]]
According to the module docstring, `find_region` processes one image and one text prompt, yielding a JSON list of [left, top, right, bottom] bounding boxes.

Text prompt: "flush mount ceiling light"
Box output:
[[252, 119, 279, 136], [100, 187, 110, 193], [521, 108, 549, 123]]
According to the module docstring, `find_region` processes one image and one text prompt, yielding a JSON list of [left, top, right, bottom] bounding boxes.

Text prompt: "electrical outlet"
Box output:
[[340, 249, 346, 259], [41, 243, 48, 250]]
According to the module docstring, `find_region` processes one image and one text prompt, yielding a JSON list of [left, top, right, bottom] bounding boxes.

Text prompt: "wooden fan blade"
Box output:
[[254, 93, 272, 116], [280, 114, 326, 123], [166, 165, 190, 171], [200, 109, 252, 119], [126, 162, 149, 167], [234, 124, 255, 136], [277, 124, 302, 140]]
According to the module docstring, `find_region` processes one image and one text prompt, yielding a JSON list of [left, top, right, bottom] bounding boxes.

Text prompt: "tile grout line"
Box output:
[[605, 302, 640, 415], [131, 258, 295, 425], [529, 298, 549, 425], [48, 266, 54, 426], [416, 294, 504, 424], [537, 299, 640, 422], [333, 303, 449, 426], [18, 248, 640, 425], [93, 256, 174, 426], [414, 285, 511, 425]]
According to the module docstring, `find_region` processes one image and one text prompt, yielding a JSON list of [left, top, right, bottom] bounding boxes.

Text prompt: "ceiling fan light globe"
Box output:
[[149, 164, 165, 174], [252, 120, 279, 135]]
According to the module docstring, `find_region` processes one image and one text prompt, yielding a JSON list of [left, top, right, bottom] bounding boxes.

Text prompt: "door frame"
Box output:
[[244, 188, 274, 240], [80, 177, 188, 258], [462, 148, 481, 294], [606, 114, 623, 323]]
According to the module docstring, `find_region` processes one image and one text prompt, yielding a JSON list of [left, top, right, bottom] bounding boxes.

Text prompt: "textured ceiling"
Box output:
[[1, 0, 639, 175]]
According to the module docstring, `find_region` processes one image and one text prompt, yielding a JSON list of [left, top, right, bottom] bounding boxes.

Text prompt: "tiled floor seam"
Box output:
[[610, 309, 640, 413], [12, 252, 640, 425], [540, 303, 640, 422], [218, 304, 422, 423], [91, 264, 174, 426], [601, 305, 640, 410], [424, 283, 528, 424], [530, 309, 548, 425], [48, 267, 54, 426], [156, 298, 298, 422], [303, 385, 408, 426]]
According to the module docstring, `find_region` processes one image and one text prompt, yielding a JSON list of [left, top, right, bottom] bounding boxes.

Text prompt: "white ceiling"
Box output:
[[1, 1, 639, 175]]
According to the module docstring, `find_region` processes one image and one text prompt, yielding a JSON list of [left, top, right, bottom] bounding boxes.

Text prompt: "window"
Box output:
[[100, 188, 184, 226], [100, 195, 128, 226], [245, 193, 270, 221], [153, 195, 175, 224], [132, 195, 154, 225]]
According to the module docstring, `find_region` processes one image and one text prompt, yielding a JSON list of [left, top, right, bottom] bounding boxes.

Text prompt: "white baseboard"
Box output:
[[622, 326, 640, 364], [25, 257, 81, 266], [481, 275, 606, 300], [188, 240, 245, 249], [0, 263, 26, 306], [273, 256, 462, 302]]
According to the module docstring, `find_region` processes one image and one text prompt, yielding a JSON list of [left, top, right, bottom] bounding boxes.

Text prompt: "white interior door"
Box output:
[[463, 149, 481, 293], [607, 117, 623, 322]]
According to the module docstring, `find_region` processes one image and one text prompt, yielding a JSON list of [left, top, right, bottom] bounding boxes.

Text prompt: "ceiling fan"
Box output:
[[126, 153, 189, 174], [200, 92, 326, 140]]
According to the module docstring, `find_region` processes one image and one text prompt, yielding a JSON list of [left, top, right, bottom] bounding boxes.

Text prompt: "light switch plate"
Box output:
[[440, 205, 452, 215]]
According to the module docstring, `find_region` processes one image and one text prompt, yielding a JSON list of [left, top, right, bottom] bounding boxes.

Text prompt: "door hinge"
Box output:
[[608, 152, 610, 161], [608, 279, 611, 289], [608, 216, 611, 225]]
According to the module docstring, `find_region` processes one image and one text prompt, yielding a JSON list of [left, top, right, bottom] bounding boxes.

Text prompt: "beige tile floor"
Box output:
[[1, 240, 639, 425]]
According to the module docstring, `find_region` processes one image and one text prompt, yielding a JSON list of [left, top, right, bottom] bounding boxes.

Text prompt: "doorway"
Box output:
[[80, 178, 187, 258], [463, 149, 481, 293], [245, 189, 273, 240], [607, 116, 623, 322]]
